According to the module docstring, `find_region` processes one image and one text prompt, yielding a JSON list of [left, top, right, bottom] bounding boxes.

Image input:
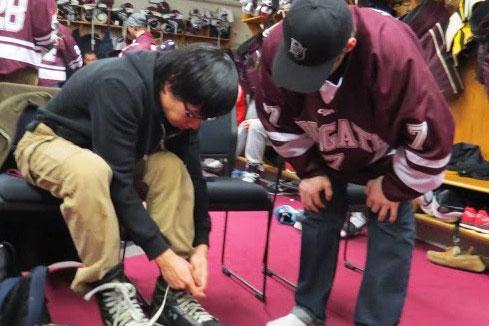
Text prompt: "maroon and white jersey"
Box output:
[[38, 24, 83, 87], [119, 31, 156, 57], [257, 6, 455, 202], [0, 0, 57, 75]]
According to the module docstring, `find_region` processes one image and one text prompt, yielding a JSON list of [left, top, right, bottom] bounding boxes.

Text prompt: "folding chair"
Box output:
[[199, 109, 275, 302]]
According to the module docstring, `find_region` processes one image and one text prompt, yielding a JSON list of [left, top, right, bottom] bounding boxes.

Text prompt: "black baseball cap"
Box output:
[[272, 0, 353, 93]]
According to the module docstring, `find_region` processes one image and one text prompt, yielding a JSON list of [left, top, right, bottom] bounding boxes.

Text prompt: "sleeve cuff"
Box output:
[[193, 231, 210, 248], [141, 233, 169, 260], [382, 173, 422, 202]]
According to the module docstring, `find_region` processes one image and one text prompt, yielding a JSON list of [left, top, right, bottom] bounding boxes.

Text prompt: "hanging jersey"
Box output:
[[257, 6, 455, 202], [402, 0, 464, 98], [0, 0, 57, 75]]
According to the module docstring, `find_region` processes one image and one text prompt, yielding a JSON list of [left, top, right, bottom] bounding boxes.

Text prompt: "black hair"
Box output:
[[154, 43, 238, 118]]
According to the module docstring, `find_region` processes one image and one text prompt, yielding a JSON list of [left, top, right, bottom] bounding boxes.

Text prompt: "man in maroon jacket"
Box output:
[[38, 23, 83, 87], [258, 0, 455, 325], [120, 12, 156, 56]]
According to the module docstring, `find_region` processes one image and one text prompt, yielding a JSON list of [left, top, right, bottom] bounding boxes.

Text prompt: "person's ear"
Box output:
[[344, 37, 357, 54], [162, 82, 172, 94]]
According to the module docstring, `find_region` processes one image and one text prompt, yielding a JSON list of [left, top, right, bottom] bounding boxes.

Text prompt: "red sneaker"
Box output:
[[460, 207, 478, 230], [472, 210, 489, 234]]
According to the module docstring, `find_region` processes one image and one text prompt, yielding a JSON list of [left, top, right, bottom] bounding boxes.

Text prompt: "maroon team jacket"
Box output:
[[119, 31, 156, 57], [38, 24, 83, 87], [0, 0, 57, 75], [257, 6, 455, 202]]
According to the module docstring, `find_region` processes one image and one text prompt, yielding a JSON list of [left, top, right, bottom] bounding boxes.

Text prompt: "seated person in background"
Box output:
[[82, 51, 98, 65], [15, 44, 238, 326], [120, 12, 157, 56], [236, 92, 270, 183], [38, 23, 83, 88]]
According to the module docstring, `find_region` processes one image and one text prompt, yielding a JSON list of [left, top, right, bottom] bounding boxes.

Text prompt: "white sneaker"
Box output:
[[293, 221, 302, 231], [267, 313, 307, 326]]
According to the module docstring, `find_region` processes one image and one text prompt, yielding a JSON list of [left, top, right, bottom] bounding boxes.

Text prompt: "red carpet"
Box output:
[[46, 195, 489, 325]]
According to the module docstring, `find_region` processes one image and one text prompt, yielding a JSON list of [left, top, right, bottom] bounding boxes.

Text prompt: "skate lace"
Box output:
[[175, 291, 215, 323], [84, 282, 169, 326]]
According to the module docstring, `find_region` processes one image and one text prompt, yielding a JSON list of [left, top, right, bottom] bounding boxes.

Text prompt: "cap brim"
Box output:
[[272, 41, 334, 94]]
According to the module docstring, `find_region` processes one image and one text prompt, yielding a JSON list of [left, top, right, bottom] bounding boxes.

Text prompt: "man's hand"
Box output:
[[155, 249, 205, 298], [189, 244, 208, 294], [240, 119, 259, 129], [365, 176, 400, 223], [299, 175, 333, 212]]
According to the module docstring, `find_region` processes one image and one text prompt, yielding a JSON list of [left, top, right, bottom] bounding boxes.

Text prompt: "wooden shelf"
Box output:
[[237, 156, 299, 181], [181, 33, 229, 41], [443, 171, 489, 194], [241, 14, 268, 24], [59, 19, 123, 29], [59, 19, 230, 46], [415, 213, 489, 244]]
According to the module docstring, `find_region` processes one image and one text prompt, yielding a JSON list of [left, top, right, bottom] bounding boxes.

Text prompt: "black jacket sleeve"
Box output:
[[167, 130, 211, 247], [90, 79, 168, 259]]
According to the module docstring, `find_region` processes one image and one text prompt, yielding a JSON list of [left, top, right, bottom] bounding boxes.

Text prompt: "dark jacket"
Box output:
[[32, 51, 210, 259]]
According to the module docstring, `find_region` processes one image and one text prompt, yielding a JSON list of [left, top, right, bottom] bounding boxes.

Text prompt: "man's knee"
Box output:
[[147, 151, 187, 176], [67, 153, 112, 189]]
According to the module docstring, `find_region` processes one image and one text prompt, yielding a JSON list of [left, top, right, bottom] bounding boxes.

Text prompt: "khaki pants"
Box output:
[[15, 123, 195, 293]]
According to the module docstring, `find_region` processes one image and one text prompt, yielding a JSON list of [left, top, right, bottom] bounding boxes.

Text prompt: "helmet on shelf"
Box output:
[[121, 2, 134, 14], [158, 39, 176, 51]]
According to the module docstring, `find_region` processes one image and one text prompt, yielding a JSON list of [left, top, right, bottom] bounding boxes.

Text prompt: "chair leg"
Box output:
[[221, 211, 265, 302], [220, 211, 229, 265], [263, 158, 298, 289], [261, 208, 273, 300], [342, 222, 365, 273], [263, 208, 297, 289], [120, 240, 127, 264]]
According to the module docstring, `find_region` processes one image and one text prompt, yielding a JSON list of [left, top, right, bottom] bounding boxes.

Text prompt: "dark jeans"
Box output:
[[295, 180, 416, 325]]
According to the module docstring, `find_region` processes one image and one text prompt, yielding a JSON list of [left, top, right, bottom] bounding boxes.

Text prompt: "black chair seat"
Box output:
[[0, 173, 272, 213], [347, 183, 367, 206], [0, 173, 60, 212], [206, 177, 272, 211]]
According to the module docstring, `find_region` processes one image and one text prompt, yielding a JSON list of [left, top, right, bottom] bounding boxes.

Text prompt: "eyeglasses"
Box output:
[[184, 102, 207, 120]]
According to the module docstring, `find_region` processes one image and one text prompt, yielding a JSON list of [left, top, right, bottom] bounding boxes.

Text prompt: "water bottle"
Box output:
[[273, 205, 305, 225]]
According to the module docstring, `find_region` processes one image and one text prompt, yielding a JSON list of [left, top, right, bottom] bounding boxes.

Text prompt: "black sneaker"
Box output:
[[85, 264, 159, 326], [152, 277, 222, 326]]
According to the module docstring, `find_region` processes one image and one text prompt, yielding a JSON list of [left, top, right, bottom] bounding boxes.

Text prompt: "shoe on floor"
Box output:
[[84, 264, 157, 325], [427, 246, 487, 272], [241, 162, 264, 183], [267, 313, 307, 326], [267, 307, 323, 326], [201, 158, 224, 175], [241, 163, 265, 183], [152, 277, 221, 325]]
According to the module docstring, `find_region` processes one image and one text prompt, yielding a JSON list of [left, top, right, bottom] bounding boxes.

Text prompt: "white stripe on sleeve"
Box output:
[[393, 151, 446, 193], [405, 149, 451, 169]]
